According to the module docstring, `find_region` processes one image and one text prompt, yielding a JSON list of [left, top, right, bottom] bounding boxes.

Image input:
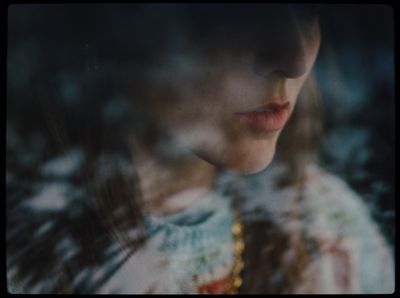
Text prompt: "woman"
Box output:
[[6, 4, 394, 294]]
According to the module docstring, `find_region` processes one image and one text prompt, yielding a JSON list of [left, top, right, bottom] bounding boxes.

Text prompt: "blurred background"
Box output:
[[6, 4, 395, 293], [315, 4, 394, 246]]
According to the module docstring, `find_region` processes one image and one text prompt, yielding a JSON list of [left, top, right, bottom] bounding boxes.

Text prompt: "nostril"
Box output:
[[252, 54, 288, 78], [252, 46, 309, 79], [252, 62, 286, 79], [252, 53, 276, 78]]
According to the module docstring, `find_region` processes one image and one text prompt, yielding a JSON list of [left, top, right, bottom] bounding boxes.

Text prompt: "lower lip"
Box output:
[[234, 104, 290, 132]]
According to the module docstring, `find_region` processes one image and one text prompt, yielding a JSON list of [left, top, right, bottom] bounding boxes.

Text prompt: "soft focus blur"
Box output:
[[315, 5, 394, 246], [6, 4, 394, 293]]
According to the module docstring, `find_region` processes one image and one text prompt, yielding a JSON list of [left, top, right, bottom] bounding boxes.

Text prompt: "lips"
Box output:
[[234, 102, 290, 132]]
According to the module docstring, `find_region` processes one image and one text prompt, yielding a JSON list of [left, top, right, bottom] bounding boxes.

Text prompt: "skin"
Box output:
[[129, 5, 321, 215]]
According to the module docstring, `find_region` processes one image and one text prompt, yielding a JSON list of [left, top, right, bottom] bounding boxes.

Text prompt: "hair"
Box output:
[[277, 72, 324, 187], [7, 4, 324, 293]]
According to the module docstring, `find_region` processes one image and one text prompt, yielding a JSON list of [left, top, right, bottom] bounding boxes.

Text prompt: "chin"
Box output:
[[199, 140, 277, 175], [224, 150, 275, 174]]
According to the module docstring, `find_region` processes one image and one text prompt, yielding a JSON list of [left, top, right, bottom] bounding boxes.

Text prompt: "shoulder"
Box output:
[[301, 164, 372, 237], [237, 162, 394, 294], [96, 234, 171, 294], [301, 165, 394, 293]]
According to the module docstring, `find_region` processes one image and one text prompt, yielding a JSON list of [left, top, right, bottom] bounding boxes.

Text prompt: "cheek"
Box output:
[[140, 49, 315, 174], [148, 69, 229, 139], [286, 78, 307, 107]]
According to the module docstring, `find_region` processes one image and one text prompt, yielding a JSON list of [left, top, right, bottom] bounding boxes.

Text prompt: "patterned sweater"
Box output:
[[6, 142, 394, 294], [96, 161, 394, 294]]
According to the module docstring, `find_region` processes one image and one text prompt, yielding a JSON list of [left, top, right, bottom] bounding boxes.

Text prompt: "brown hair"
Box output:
[[90, 69, 325, 292], [276, 72, 324, 187], [7, 6, 324, 293], [7, 67, 323, 295]]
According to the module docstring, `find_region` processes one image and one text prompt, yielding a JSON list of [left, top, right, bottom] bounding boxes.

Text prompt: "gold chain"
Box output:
[[228, 213, 245, 294]]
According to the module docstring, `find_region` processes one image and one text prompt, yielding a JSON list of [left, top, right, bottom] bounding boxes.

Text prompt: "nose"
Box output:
[[252, 9, 314, 79]]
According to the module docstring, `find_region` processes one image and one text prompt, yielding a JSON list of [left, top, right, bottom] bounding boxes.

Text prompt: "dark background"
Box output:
[[316, 4, 394, 246]]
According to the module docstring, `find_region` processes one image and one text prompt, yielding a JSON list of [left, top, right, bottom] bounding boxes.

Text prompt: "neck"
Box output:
[[132, 139, 217, 217]]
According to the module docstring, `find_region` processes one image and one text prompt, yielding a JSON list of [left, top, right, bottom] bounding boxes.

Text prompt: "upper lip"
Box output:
[[235, 101, 290, 114]]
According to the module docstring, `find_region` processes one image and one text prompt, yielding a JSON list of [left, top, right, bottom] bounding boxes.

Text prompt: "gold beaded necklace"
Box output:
[[228, 214, 245, 294]]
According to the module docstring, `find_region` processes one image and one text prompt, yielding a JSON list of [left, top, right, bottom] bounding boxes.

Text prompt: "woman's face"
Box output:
[[132, 4, 321, 174]]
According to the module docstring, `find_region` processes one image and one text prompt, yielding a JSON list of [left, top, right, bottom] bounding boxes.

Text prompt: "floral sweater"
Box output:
[[96, 161, 394, 294], [7, 149, 394, 294]]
